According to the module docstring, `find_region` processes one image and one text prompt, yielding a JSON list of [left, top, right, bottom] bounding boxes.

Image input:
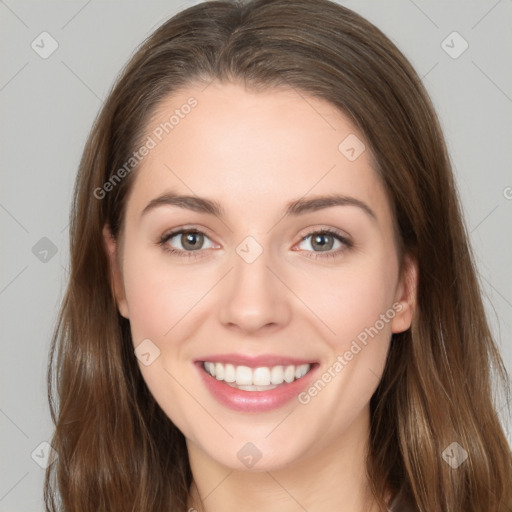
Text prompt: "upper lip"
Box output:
[[196, 353, 316, 368]]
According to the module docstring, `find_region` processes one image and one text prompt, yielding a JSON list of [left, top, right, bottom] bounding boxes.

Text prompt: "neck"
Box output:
[[186, 406, 383, 512]]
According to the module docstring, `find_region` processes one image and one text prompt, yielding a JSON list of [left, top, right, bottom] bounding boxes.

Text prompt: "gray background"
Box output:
[[1, 1, 511, 510]]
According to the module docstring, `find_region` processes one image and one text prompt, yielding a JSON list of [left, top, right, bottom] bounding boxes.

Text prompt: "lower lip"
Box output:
[[195, 362, 318, 412]]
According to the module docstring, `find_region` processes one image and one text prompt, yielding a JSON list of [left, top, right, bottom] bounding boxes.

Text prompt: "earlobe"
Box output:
[[102, 224, 129, 319], [390, 252, 418, 333]]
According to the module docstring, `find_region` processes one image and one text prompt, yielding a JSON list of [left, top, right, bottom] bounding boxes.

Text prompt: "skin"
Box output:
[[104, 80, 417, 512]]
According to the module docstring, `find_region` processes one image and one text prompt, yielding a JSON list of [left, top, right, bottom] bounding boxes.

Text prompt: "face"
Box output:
[[104, 80, 416, 472]]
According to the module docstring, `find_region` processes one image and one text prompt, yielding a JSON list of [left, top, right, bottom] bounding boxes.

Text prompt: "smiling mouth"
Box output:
[[201, 361, 313, 391]]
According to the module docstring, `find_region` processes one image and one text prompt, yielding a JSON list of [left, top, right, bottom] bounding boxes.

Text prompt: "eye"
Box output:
[[158, 228, 216, 259], [296, 228, 353, 260], [158, 227, 353, 260]]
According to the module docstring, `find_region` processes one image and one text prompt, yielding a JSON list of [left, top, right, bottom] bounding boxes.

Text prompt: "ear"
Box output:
[[390, 252, 418, 333], [103, 224, 129, 319]]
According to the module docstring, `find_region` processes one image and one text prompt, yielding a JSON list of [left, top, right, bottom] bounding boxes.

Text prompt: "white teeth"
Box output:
[[215, 362, 224, 380], [203, 361, 311, 388], [235, 365, 253, 385], [271, 366, 284, 385], [227, 383, 279, 391], [223, 363, 236, 383], [205, 362, 215, 376], [295, 364, 309, 379], [284, 365, 295, 383], [253, 367, 271, 386]]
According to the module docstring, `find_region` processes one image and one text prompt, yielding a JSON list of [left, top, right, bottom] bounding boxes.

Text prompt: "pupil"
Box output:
[[184, 232, 201, 249], [314, 234, 332, 251]]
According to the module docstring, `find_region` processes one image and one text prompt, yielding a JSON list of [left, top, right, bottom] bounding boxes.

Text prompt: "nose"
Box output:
[[217, 243, 292, 335]]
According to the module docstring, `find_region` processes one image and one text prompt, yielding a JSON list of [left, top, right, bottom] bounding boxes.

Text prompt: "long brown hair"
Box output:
[[44, 0, 512, 510]]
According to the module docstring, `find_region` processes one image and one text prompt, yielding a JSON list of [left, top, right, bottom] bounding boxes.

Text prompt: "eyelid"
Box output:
[[159, 224, 217, 242], [297, 224, 352, 241]]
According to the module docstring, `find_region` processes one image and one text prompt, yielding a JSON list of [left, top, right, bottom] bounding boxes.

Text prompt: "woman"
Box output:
[[44, 0, 512, 510]]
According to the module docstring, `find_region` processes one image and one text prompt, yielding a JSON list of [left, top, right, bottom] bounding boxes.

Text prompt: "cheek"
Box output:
[[120, 247, 202, 433], [122, 265, 167, 343], [121, 244, 203, 342], [294, 260, 399, 438], [316, 254, 399, 349]]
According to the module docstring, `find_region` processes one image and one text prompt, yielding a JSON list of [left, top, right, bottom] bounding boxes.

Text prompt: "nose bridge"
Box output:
[[234, 236, 271, 291], [217, 234, 291, 332]]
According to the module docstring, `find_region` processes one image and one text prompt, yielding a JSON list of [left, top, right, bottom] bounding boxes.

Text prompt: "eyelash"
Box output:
[[157, 227, 353, 261]]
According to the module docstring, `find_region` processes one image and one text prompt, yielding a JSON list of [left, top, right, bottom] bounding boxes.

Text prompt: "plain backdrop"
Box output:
[[1, 1, 511, 510]]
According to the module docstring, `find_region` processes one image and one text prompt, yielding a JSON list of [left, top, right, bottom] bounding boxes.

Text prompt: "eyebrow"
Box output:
[[140, 191, 377, 222]]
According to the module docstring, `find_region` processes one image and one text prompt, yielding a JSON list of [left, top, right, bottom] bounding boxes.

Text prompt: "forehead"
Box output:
[[125, 80, 391, 226]]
